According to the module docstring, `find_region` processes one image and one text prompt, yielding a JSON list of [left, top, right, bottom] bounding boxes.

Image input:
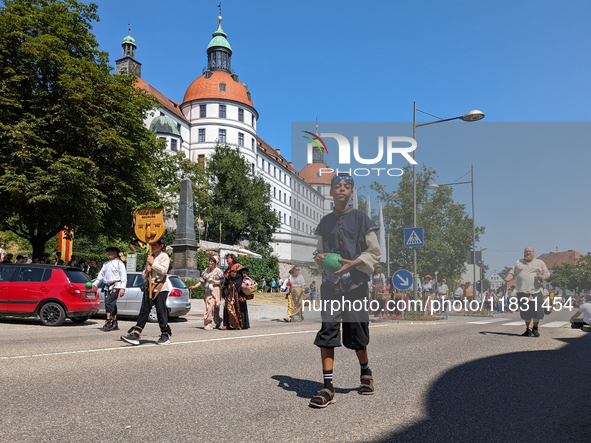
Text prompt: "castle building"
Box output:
[[115, 15, 334, 266]]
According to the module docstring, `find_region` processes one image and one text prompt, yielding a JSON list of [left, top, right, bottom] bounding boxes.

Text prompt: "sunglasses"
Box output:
[[333, 175, 353, 183]]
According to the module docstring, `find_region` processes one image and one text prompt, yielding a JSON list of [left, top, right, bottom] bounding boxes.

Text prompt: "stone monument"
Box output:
[[170, 177, 200, 279]]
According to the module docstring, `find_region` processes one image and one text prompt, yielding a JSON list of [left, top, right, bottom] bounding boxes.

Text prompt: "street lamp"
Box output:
[[385, 194, 398, 277], [412, 103, 484, 301], [426, 165, 477, 295]]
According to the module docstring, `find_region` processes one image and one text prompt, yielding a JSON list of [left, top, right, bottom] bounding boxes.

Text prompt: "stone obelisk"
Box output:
[[171, 177, 199, 278]]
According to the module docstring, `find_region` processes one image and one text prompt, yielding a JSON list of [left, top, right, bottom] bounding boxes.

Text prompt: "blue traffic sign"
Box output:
[[404, 227, 424, 248], [392, 269, 413, 291]]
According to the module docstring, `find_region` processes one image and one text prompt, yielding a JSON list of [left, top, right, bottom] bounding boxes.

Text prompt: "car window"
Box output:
[[127, 274, 144, 288], [169, 277, 186, 289], [15, 267, 50, 283], [0, 266, 16, 282], [65, 269, 91, 283]]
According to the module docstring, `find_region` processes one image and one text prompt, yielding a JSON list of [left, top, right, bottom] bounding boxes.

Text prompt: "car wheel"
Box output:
[[148, 306, 158, 323], [39, 302, 66, 326], [70, 316, 90, 324]]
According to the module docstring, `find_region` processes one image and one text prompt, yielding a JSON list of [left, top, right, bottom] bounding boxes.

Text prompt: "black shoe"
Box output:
[[157, 334, 170, 345], [111, 321, 119, 331], [532, 327, 540, 337], [100, 320, 113, 332], [121, 332, 140, 345], [521, 329, 533, 337]]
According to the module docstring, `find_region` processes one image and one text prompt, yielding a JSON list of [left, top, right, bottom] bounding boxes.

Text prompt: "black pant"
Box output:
[[104, 289, 119, 316], [136, 290, 170, 334]]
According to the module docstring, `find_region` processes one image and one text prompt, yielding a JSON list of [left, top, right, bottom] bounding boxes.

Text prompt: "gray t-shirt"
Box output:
[[510, 258, 549, 294], [578, 302, 591, 324]]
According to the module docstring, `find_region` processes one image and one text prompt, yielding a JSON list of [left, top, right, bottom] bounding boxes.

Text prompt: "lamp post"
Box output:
[[426, 165, 477, 296], [412, 103, 484, 301], [385, 194, 398, 277], [479, 247, 487, 296]]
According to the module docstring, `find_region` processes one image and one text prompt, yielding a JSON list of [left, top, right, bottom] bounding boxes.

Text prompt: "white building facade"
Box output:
[[115, 17, 334, 266]]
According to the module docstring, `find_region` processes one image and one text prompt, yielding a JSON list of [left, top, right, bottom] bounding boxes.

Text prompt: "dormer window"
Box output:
[[220, 82, 226, 92]]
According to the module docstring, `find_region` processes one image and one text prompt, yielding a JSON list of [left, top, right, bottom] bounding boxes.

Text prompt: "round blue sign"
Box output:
[[392, 269, 413, 291]]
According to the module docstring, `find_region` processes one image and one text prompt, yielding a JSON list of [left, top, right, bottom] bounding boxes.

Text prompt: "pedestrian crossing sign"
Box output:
[[404, 227, 424, 248]]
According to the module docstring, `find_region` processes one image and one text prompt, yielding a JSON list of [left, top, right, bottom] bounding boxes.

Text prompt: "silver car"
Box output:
[[95, 272, 192, 322]]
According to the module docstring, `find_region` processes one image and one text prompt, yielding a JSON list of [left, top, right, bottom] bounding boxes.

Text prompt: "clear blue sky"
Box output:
[[90, 0, 591, 273]]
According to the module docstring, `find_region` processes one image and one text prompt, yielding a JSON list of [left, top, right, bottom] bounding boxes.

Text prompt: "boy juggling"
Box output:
[[310, 172, 381, 408]]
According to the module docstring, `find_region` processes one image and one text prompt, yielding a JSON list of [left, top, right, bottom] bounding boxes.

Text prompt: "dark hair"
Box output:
[[16, 255, 24, 260], [226, 253, 237, 265]]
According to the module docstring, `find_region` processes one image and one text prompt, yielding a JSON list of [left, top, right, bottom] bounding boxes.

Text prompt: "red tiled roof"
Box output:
[[136, 77, 188, 123], [537, 250, 583, 270], [257, 137, 295, 172], [183, 71, 253, 108], [299, 162, 334, 185]]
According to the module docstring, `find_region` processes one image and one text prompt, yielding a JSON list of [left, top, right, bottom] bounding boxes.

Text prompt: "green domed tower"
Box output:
[[116, 29, 142, 77]]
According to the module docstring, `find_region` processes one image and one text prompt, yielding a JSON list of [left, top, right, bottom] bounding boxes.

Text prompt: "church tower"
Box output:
[[115, 30, 142, 77]]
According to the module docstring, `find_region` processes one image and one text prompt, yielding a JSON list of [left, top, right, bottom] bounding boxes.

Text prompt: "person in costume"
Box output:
[[222, 253, 250, 330], [189, 255, 224, 330], [94, 246, 127, 332], [282, 266, 306, 322], [309, 172, 381, 408], [121, 238, 172, 345], [370, 264, 386, 317]]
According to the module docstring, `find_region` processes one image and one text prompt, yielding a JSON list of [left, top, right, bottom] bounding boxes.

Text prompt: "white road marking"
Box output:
[[502, 321, 526, 326], [0, 324, 390, 361], [467, 319, 508, 324], [539, 321, 569, 328]]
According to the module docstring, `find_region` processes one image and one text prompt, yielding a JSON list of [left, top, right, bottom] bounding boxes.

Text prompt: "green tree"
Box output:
[[205, 143, 279, 255], [0, 0, 169, 258], [548, 253, 591, 297], [499, 266, 513, 279], [371, 165, 484, 284], [157, 151, 210, 236]]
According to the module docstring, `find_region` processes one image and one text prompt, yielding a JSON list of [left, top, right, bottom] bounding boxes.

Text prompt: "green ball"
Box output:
[[85, 281, 93, 290], [323, 253, 343, 274]]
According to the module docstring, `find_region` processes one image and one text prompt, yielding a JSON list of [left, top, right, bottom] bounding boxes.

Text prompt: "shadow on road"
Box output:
[[479, 331, 524, 337], [378, 335, 591, 443], [271, 375, 357, 399]]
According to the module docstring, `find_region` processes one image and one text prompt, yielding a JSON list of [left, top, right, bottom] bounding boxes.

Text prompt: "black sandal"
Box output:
[[309, 388, 336, 408], [359, 375, 375, 395]]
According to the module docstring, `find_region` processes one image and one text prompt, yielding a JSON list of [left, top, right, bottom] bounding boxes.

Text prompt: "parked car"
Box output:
[[95, 272, 191, 322], [0, 263, 99, 326]]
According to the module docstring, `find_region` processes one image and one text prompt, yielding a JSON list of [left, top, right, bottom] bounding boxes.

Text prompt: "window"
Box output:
[[220, 82, 226, 92], [289, 196, 292, 206], [279, 190, 282, 201], [290, 216, 292, 226], [330, 202, 334, 210], [283, 194, 286, 204], [238, 132, 244, 146], [252, 138, 255, 151], [284, 214, 286, 224], [279, 211, 282, 221], [200, 105, 206, 118], [252, 163, 255, 174], [198, 155, 205, 167], [274, 187, 276, 198], [16, 267, 50, 283], [219, 105, 226, 118], [298, 220, 300, 230], [252, 115, 255, 126], [199, 128, 205, 142], [238, 108, 244, 122], [218, 129, 226, 143], [170, 139, 177, 151]]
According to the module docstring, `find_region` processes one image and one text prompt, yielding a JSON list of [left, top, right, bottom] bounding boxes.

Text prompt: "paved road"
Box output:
[[1, 307, 589, 442]]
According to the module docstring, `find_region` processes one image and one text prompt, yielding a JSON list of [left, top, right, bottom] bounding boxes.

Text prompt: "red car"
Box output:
[[0, 263, 99, 326]]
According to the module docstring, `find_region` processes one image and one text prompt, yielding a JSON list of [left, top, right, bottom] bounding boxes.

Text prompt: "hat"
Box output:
[[105, 247, 120, 253], [151, 238, 165, 246], [425, 275, 432, 280], [373, 263, 382, 269]]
